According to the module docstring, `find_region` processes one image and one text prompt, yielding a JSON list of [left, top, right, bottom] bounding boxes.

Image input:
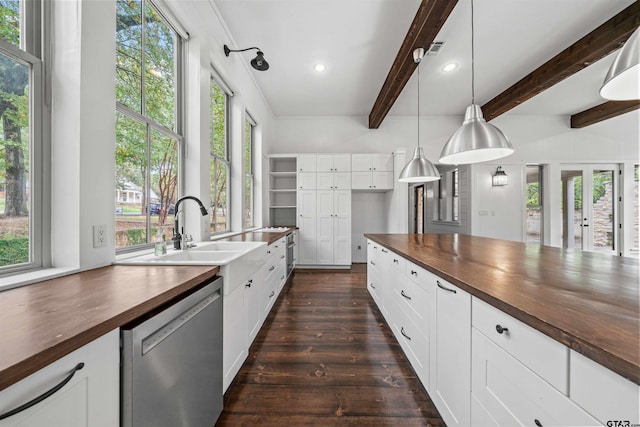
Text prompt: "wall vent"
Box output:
[[427, 41, 445, 56]]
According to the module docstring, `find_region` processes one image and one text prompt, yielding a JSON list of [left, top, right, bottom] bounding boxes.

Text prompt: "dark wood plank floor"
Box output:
[[216, 264, 445, 426]]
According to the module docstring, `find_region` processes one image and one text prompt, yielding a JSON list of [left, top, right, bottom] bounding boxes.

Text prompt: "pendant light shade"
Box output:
[[398, 48, 440, 183], [600, 26, 640, 100], [399, 147, 441, 182], [439, 0, 514, 165], [439, 104, 514, 164]]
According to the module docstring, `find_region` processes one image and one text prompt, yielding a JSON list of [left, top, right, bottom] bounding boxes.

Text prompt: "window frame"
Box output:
[[209, 73, 232, 236], [433, 167, 460, 224], [244, 112, 256, 229], [115, 0, 185, 253], [0, 0, 47, 276]]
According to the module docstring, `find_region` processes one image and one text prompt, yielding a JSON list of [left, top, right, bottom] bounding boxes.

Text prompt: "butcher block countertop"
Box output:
[[365, 233, 640, 385], [0, 265, 219, 392], [221, 227, 295, 245]]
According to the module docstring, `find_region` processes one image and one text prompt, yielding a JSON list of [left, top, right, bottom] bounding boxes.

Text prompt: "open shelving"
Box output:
[[269, 155, 297, 226]]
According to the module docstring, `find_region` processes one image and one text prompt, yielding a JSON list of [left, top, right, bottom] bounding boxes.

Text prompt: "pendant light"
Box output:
[[398, 48, 441, 183], [439, 0, 513, 165], [600, 26, 640, 100]]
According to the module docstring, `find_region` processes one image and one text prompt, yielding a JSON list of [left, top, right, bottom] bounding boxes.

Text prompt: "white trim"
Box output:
[[149, 0, 189, 41], [210, 64, 234, 96]]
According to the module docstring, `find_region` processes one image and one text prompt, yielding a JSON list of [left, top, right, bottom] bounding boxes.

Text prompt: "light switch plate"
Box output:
[[93, 224, 106, 248]]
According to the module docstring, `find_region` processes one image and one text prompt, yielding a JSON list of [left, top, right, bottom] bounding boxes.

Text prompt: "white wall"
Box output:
[[351, 193, 387, 263], [272, 110, 639, 246]]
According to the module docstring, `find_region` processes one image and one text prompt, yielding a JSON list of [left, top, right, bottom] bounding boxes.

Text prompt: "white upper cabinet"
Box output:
[[352, 153, 393, 172], [317, 154, 351, 172], [317, 172, 351, 190], [298, 154, 317, 172]]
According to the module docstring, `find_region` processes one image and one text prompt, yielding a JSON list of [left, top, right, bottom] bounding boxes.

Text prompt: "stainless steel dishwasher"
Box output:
[[121, 277, 223, 427]]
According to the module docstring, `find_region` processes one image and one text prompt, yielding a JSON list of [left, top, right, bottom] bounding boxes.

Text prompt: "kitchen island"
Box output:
[[365, 233, 639, 427]]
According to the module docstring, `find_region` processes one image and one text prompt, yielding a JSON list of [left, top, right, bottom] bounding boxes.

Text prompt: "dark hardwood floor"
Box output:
[[216, 264, 445, 426]]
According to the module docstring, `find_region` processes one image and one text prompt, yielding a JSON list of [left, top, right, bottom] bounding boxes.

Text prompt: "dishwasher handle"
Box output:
[[141, 289, 221, 355]]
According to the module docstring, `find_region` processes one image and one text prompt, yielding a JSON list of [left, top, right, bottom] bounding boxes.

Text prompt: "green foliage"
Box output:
[[126, 228, 146, 245], [0, 1, 20, 46], [0, 237, 28, 267], [526, 183, 539, 208]]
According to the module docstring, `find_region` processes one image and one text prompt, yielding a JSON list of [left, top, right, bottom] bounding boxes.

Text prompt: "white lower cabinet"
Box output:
[[0, 330, 119, 427], [433, 278, 471, 427], [471, 329, 600, 426], [223, 281, 247, 392]]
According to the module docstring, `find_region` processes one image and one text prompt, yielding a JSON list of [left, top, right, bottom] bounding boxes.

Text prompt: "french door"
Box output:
[[559, 164, 618, 254]]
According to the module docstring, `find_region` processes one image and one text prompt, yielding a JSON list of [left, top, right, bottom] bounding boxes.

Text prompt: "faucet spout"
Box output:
[[172, 196, 209, 249]]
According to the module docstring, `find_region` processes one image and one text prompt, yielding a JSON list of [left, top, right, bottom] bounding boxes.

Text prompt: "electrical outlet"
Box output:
[[93, 224, 106, 248]]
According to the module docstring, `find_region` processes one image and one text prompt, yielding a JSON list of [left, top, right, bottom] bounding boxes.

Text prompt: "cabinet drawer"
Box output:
[[389, 299, 429, 387], [471, 329, 600, 427], [387, 250, 405, 275], [570, 350, 639, 424], [472, 297, 568, 393], [393, 272, 431, 326]]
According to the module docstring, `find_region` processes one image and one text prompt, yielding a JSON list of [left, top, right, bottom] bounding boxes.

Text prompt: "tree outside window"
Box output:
[[115, 0, 181, 249], [244, 115, 255, 229], [210, 79, 229, 233]]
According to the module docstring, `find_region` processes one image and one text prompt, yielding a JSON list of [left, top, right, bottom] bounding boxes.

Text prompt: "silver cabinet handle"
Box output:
[[437, 280, 457, 294], [401, 290, 412, 300], [400, 327, 412, 341]]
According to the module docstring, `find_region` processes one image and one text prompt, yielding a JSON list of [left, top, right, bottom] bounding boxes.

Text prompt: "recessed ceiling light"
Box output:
[[442, 63, 458, 72], [314, 63, 326, 72]]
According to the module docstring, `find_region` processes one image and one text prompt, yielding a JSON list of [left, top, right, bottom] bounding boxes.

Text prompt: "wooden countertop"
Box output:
[[365, 233, 640, 385], [0, 265, 219, 391]]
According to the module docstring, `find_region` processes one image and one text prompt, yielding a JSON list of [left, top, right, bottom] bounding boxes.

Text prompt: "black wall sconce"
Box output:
[[492, 166, 508, 186], [224, 45, 269, 71]]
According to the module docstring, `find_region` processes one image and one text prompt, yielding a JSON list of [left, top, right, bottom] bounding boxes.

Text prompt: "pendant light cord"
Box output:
[[417, 57, 421, 148], [471, 0, 475, 105]]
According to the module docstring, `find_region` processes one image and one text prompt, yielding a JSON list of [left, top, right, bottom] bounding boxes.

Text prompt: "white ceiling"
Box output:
[[213, 0, 636, 119]]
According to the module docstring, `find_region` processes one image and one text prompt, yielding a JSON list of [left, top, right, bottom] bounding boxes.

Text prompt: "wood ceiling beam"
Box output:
[[368, 0, 458, 129], [570, 100, 640, 128], [482, 2, 640, 122]]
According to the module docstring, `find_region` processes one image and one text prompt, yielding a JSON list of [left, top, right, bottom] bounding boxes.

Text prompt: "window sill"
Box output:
[[0, 267, 80, 292]]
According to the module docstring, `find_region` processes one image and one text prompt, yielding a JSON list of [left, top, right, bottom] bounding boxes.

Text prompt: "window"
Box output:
[[525, 164, 543, 245], [0, 0, 44, 272], [434, 168, 459, 222], [209, 78, 230, 234], [115, 0, 182, 250], [244, 113, 255, 228]]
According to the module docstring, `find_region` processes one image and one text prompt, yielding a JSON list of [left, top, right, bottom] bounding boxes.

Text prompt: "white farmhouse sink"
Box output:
[[116, 240, 268, 296]]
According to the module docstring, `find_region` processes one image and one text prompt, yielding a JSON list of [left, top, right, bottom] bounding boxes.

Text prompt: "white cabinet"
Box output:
[[570, 350, 640, 425], [297, 190, 317, 264], [298, 154, 317, 172], [433, 278, 471, 427], [297, 172, 316, 190], [317, 172, 351, 190], [317, 190, 351, 265], [471, 329, 600, 427], [317, 154, 351, 172], [352, 153, 393, 172], [245, 267, 266, 346], [0, 330, 119, 427], [352, 154, 394, 191], [223, 281, 247, 392]]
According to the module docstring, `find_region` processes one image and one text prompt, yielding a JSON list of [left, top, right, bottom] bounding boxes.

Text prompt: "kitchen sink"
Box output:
[[116, 240, 268, 296]]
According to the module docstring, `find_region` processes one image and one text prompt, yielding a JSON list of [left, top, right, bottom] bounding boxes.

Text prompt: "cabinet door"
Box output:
[[316, 190, 334, 265], [351, 154, 372, 171], [372, 171, 394, 190], [333, 190, 351, 265], [333, 173, 351, 190], [245, 267, 265, 345], [298, 154, 316, 172], [0, 330, 119, 427], [434, 279, 471, 427], [351, 171, 372, 190], [297, 190, 316, 264], [298, 172, 316, 190], [372, 153, 393, 171], [316, 172, 334, 190], [332, 154, 352, 172], [316, 154, 334, 172], [223, 286, 247, 391]]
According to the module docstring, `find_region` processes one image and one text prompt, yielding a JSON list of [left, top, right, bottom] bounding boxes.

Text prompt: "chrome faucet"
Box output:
[[172, 196, 208, 250]]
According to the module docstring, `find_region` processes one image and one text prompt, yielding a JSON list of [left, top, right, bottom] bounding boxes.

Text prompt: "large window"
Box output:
[[115, 0, 182, 249], [244, 114, 255, 228], [0, 0, 44, 272], [210, 77, 230, 234]]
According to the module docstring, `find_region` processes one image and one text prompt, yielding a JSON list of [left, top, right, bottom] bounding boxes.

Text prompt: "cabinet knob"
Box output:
[[370, 283, 376, 289], [534, 420, 543, 427], [370, 261, 376, 266], [393, 259, 398, 263], [269, 291, 275, 298], [496, 324, 509, 335], [410, 270, 417, 276]]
